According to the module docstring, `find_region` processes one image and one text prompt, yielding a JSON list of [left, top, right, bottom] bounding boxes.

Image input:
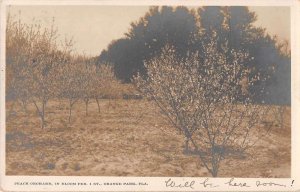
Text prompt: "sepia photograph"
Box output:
[[0, 0, 299, 191]]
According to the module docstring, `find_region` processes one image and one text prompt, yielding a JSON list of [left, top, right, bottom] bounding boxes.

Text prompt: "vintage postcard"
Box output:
[[0, 0, 299, 191]]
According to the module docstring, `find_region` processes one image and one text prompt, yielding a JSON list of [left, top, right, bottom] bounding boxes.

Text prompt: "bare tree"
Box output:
[[93, 64, 116, 113], [82, 62, 120, 115], [57, 57, 119, 121], [95, 64, 121, 111], [6, 16, 72, 129], [29, 24, 72, 129], [6, 15, 34, 114], [69, 56, 102, 117], [78, 62, 96, 116], [58, 60, 83, 123], [134, 34, 271, 177]]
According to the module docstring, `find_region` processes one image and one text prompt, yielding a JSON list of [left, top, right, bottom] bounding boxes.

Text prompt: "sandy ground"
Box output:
[[5, 99, 291, 177]]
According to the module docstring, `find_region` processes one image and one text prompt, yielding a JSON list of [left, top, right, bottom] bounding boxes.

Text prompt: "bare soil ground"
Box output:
[[5, 99, 291, 177]]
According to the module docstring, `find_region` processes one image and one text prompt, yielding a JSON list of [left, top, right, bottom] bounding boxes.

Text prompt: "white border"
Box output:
[[0, 0, 299, 191]]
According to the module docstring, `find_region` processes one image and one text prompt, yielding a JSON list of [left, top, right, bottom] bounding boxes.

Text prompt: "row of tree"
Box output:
[[99, 6, 291, 105], [6, 16, 120, 128]]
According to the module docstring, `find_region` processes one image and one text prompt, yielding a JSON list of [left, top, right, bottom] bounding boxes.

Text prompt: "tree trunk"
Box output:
[[184, 138, 189, 153], [41, 100, 46, 129], [84, 98, 89, 116], [108, 98, 111, 111], [41, 114, 45, 129], [211, 169, 218, 177], [96, 98, 100, 113], [68, 99, 72, 123], [32, 99, 46, 129], [21, 99, 28, 113]]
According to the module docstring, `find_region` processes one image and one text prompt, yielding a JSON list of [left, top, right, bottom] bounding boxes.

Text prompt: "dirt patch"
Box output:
[[6, 99, 291, 177]]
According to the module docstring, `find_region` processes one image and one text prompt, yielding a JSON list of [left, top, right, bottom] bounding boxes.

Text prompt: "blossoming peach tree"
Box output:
[[133, 34, 271, 177]]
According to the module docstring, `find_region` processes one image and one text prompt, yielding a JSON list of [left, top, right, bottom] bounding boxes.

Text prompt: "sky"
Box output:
[[7, 6, 290, 57]]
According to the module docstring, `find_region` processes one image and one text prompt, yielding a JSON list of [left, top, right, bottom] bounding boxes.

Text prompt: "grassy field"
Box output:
[[5, 99, 291, 177]]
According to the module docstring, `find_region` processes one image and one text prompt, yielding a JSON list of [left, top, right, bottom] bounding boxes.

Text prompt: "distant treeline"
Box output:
[[98, 6, 291, 105]]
